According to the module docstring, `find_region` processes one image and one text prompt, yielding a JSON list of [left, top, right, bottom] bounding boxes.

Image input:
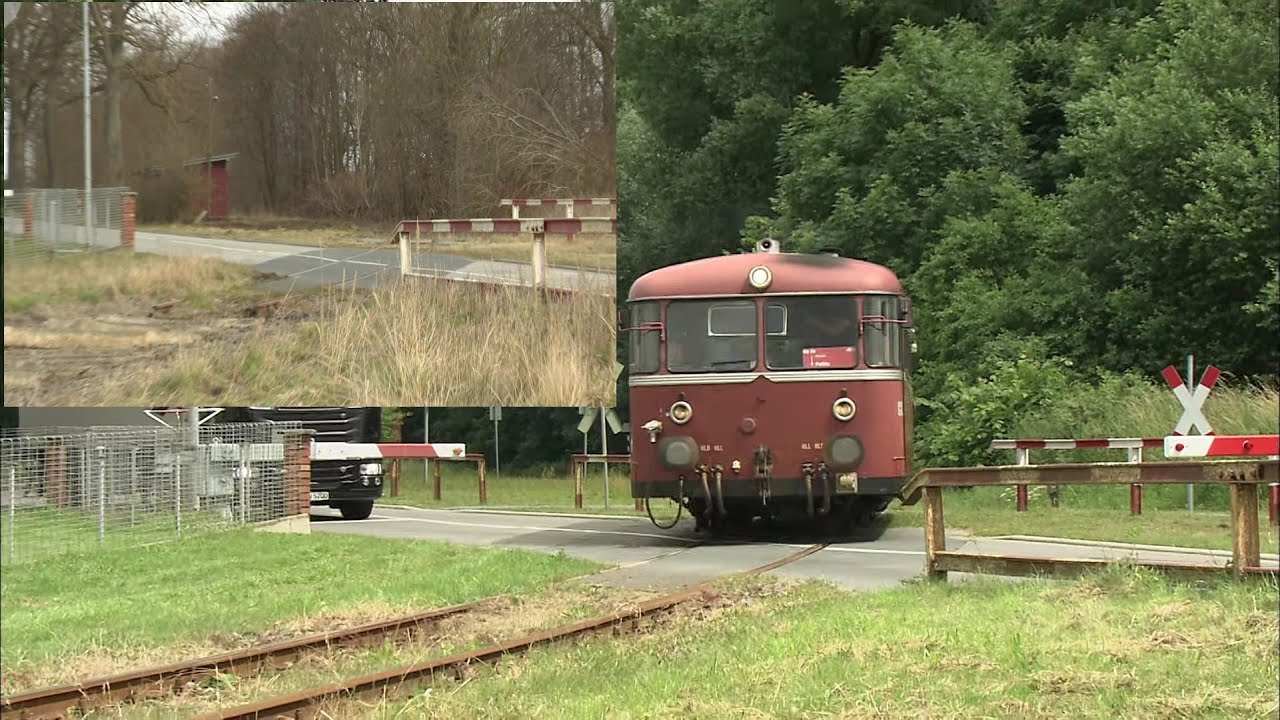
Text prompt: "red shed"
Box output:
[[183, 152, 239, 220]]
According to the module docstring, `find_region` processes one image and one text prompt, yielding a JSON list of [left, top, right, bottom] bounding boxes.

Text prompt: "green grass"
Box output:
[[377, 569, 1280, 719], [0, 529, 600, 693]]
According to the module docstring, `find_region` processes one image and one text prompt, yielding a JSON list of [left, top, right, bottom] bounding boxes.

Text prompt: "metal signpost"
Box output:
[[577, 406, 624, 508], [1162, 356, 1219, 512], [489, 406, 502, 477]]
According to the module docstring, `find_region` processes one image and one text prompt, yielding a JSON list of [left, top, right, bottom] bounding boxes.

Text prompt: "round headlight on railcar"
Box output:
[[748, 265, 772, 291], [824, 435, 864, 470], [669, 400, 693, 425], [832, 397, 856, 422], [658, 437, 700, 470]]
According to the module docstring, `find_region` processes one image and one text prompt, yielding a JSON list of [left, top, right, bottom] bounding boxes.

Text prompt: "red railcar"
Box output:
[[624, 239, 915, 532]]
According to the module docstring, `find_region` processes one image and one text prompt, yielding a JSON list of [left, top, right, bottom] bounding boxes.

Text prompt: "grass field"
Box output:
[[372, 569, 1279, 719], [386, 461, 1278, 551], [4, 246, 617, 406], [0, 529, 599, 695]]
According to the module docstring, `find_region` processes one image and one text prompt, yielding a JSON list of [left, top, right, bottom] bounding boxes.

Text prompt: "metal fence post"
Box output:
[[130, 447, 138, 527], [8, 466, 16, 563], [238, 443, 249, 524], [97, 446, 107, 546], [175, 462, 183, 538]]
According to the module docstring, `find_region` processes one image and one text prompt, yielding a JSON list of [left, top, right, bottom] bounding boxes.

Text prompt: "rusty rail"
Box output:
[[196, 543, 828, 720], [900, 459, 1280, 582], [0, 599, 490, 720], [571, 453, 637, 510]]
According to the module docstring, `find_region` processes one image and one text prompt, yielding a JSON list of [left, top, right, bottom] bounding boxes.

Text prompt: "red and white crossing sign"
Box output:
[[1160, 364, 1219, 436]]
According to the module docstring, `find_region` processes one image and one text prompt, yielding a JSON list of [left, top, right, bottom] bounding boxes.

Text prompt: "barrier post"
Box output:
[[432, 459, 442, 501], [924, 486, 946, 581], [574, 459, 584, 509], [390, 458, 401, 498], [1015, 448, 1030, 512], [1229, 480, 1261, 575], [1269, 483, 1279, 526], [1128, 447, 1143, 516], [477, 456, 488, 504]]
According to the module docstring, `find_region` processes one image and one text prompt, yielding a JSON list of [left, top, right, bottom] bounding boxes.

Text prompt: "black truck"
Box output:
[[219, 407, 386, 520]]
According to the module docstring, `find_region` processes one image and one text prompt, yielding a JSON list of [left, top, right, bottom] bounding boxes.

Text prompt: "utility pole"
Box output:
[[83, 3, 93, 246], [207, 79, 216, 220]]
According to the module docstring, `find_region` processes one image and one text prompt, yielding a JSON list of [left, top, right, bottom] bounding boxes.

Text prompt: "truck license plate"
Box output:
[[310, 492, 329, 502]]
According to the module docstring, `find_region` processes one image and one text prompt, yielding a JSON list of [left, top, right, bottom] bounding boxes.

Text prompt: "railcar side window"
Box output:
[[863, 296, 904, 368], [764, 295, 859, 370], [628, 301, 660, 374], [667, 299, 757, 373]]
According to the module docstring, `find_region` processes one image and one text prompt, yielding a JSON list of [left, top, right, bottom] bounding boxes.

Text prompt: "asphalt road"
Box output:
[[310, 505, 1279, 592], [134, 231, 615, 292]]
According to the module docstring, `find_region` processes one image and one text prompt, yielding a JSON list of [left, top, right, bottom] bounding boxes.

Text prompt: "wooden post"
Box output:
[[1230, 481, 1260, 575], [477, 457, 488, 504], [390, 459, 401, 498], [432, 459, 442, 501], [924, 486, 946, 581], [1268, 483, 1278, 526], [1015, 484, 1028, 512], [574, 459, 584, 509], [1129, 483, 1142, 516]]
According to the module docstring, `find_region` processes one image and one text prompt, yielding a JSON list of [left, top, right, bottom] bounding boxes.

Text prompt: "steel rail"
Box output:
[[0, 598, 489, 720], [199, 543, 829, 720]]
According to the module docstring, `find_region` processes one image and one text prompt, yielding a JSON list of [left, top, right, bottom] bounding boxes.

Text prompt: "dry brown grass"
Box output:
[[96, 276, 617, 406]]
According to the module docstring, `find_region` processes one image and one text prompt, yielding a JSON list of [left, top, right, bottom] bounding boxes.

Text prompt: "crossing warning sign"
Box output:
[[1160, 364, 1219, 436]]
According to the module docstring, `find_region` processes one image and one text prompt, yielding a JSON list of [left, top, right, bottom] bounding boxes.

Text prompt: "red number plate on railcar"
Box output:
[[803, 346, 855, 369]]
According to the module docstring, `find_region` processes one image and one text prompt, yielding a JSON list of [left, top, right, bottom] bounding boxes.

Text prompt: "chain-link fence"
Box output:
[[3, 187, 132, 263], [0, 421, 304, 565]]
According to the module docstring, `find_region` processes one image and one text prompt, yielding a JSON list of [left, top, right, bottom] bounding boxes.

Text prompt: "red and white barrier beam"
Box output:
[[991, 438, 1163, 451], [500, 197, 615, 207], [1163, 435, 1280, 458], [501, 197, 616, 220], [312, 442, 467, 461], [393, 217, 616, 240]]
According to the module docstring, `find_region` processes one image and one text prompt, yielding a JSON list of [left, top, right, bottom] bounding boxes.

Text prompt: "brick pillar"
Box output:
[[121, 192, 137, 248], [23, 195, 34, 241], [282, 431, 312, 517]]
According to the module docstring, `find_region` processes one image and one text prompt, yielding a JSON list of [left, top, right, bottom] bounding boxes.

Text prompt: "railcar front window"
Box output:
[[764, 295, 859, 370], [864, 296, 904, 368], [628, 301, 660, 374], [667, 299, 757, 373]]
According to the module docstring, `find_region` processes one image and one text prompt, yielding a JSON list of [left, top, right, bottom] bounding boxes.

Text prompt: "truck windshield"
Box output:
[[666, 299, 758, 373], [764, 295, 859, 370]]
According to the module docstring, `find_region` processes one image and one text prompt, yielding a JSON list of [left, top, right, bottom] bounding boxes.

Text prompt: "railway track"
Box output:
[[197, 542, 828, 720], [0, 599, 491, 720], [1, 542, 827, 720]]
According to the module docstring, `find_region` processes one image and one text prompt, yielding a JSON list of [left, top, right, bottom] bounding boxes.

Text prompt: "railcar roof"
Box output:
[[627, 252, 904, 300]]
